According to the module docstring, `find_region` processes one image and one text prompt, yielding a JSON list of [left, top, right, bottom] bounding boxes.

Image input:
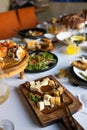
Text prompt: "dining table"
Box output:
[[0, 36, 87, 130], [0, 2, 87, 130]]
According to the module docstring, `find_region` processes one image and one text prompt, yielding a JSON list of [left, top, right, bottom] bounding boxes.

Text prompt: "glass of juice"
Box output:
[[66, 43, 80, 55]]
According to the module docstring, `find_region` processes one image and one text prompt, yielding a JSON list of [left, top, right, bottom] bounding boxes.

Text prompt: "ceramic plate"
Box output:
[[18, 28, 46, 39], [73, 66, 87, 81], [43, 33, 57, 43], [56, 29, 87, 45], [24, 51, 58, 73]]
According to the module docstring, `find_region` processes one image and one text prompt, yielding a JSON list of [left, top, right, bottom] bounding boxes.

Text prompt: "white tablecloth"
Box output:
[[0, 42, 87, 130]]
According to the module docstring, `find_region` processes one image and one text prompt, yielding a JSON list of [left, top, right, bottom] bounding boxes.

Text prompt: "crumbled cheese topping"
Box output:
[[29, 78, 50, 93], [15, 47, 23, 61]]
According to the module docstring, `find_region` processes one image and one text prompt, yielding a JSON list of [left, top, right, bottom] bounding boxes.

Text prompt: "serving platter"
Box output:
[[24, 51, 58, 73], [20, 75, 82, 127], [0, 53, 29, 79]]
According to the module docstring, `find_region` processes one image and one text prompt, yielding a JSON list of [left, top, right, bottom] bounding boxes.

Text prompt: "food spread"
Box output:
[[21, 77, 64, 112], [25, 37, 54, 51]]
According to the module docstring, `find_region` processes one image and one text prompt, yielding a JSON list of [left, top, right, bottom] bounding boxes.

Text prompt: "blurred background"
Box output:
[[50, 0, 86, 2]]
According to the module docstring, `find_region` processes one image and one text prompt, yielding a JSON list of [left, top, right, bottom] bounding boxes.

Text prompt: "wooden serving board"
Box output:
[[20, 75, 82, 127], [0, 53, 29, 79]]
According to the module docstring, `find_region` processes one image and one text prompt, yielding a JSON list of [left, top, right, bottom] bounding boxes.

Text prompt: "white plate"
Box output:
[[43, 33, 57, 42], [73, 66, 87, 81], [44, 33, 55, 39], [56, 29, 87, 45]]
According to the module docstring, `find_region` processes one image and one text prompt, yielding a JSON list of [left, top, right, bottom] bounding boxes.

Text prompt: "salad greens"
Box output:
[[26, 52, 56, 71]]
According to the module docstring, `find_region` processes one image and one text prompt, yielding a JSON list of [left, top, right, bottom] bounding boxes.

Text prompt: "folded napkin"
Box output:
[[77, 94, 87, 114]]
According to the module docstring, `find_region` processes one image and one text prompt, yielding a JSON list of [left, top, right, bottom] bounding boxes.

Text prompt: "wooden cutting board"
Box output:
[[0, 53, 29, 79], [20, 75, 82, 127]]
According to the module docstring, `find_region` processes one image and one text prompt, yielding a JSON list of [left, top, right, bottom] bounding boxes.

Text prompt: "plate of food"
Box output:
[[71, 57, 87, 81], [18, 28, 46, 39], [56, 29, 87, 45], [73, 66, 87, 81], [71, 57, 87, 82], [59, 13, 86, 29], [24, 37, 55, 51], [20, 75, 82, 127], [24, 51, 58, 73], [0, 40, 29, 78]]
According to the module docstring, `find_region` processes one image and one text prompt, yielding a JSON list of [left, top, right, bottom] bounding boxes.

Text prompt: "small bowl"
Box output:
[[44, 33, 57, 42]]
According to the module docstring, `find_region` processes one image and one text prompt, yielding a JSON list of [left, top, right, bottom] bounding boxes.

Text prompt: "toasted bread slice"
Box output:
[[71, 60, 87, 70]]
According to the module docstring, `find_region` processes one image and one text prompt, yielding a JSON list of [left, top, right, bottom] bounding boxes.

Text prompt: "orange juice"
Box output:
[[66, 43, 80, 55]]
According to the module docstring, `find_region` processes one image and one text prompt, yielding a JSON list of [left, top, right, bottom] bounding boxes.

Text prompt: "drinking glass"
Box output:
[[0, 69, 9, 101], [66, 43, 80, 55], [0, 120, 14, 130], [0, 70, 14, 130]]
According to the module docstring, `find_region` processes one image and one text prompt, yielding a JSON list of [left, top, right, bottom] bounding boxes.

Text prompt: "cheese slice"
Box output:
[[37, 101, 45, 111]]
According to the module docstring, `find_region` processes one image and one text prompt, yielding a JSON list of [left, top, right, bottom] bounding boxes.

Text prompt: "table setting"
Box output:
[[0, 9, 87, 130]]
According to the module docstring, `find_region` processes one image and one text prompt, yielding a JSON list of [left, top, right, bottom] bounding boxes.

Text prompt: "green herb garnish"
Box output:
[[79, 72, 87, 80], [28, 92, 41, 102]]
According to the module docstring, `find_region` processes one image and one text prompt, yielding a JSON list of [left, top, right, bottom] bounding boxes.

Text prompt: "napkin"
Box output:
[[77, 94, 87, 114]]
